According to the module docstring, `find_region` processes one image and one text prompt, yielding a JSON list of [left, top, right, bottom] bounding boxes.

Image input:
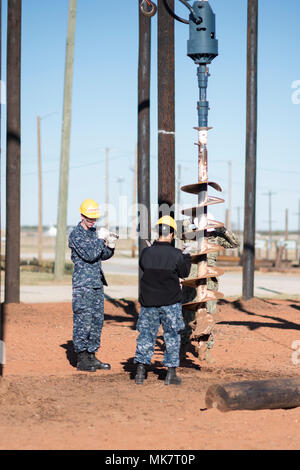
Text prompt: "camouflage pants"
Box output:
[[72, 286, 104, 354], [134, 303, 185, 368]]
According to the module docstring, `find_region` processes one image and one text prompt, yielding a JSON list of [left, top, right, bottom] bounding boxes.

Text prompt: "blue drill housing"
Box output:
[[187, 1, 218, 64], [186, 1, 218, 127]]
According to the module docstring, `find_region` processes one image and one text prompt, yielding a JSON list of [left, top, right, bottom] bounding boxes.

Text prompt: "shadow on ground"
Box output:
[[60, 340, 77, 368], [104, 297, 139, 330], [218, 298, 300, 332]]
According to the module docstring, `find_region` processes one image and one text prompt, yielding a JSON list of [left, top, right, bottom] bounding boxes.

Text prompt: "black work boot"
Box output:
[[77, 351, 96, 372], [165, 367, 182, 385], [88, 352, 111, 370], [135, 363, 146, 385]]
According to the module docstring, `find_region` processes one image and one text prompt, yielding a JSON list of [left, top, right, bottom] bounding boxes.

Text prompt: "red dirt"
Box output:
[[1, 296, 300, 450]]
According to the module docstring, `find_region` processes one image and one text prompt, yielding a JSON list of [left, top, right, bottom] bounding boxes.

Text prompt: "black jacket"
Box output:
[[139, 241, 191, 307]]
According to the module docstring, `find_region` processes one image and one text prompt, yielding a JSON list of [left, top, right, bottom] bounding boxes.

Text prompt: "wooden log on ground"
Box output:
[[205, 377, 300, 412]]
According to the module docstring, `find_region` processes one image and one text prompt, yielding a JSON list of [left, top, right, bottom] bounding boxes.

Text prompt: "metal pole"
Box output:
[[5, 0, 22, 304], [138, 0, 151, 263], [37, 116, 43, 264], [158, 0, 175, 217], [54, 0, 77, 280], [242, 0, 258, 300]]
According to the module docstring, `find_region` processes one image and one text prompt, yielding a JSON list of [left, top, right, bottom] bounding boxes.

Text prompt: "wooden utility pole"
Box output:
[[157, 0, 175, 217], [138, 1, 151, 263], [263, 190, 276, 259], [285, 208, 288, 261], [176, 164, 182, 249], [236, 206, 242, 257], [242, 0, 258, 300], [5, 0, 22, 304], [105, 147, 109, 230], [37, 116, 43, 263], [0, 0, 3, 377], [0, 0, 2, 294], [236, 206, 242, 234], [294, 199, 300, 262], [285, 209, 288, 241], [55, 0, 77, 280], [225, 161, 232, 231], [131, 146, 138, 258]]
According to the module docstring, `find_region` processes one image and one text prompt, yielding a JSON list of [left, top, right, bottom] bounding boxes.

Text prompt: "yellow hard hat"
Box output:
[[79, 199, 101, 219], [156, 215, 177, 232]]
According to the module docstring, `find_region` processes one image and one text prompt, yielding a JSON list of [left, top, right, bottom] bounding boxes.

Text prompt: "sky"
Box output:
[[1, 0, 300, 232]]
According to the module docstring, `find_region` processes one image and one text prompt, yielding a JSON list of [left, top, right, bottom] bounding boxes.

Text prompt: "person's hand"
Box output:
[[97, 227, 110, 240], [182, 242, 192, 254], [106, 232, 119, 249]]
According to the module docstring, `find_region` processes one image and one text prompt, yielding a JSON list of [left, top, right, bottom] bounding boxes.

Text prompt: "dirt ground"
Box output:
[[1, 296, 300, 450]]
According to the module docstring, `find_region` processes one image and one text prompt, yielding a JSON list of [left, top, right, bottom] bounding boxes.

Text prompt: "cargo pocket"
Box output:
[[161, 304, 185, 333], [72, 287, 86, 314]]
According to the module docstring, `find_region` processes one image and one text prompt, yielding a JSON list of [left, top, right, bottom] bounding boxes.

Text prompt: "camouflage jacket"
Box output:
[[207, 227, 240, 265], [68, 222, 114, 288]]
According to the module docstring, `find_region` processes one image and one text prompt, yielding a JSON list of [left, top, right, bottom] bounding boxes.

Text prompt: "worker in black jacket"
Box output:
[[134, 216, 191, 385]]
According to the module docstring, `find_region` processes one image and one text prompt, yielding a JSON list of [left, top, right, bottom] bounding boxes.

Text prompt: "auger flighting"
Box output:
[[180, 1, 225, 351]]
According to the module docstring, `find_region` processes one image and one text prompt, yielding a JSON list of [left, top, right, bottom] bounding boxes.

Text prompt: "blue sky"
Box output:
[[1, 0, 300, 231]]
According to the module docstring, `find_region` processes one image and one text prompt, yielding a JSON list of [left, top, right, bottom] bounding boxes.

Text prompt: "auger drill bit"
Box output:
[[180, 1, 224, 355]]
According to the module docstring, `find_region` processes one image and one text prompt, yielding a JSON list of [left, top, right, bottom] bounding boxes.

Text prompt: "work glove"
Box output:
[[97, 227, 110, 241], [106, 232, 119, 249], [182, 242, 192, 254]]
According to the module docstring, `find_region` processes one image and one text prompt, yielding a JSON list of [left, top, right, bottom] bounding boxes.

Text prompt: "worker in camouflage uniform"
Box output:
[[134, 216, 191, 385], [68, 199, 118, 372], [180, 223, 239, 363]]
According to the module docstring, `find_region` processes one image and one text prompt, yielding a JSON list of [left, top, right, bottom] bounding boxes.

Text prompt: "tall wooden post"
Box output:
[[0, 0, 3, 377], [225, 161, 232, 231], [138, 1, 151, 262], [157, 0, 175, 217], [242, 0, 258, 300], [54, 0, 77, 280], [37, 116, 43, 263], [0, 0, 2, 295], [297, 200, 300, 262], [5, 0, 22, 304], [285, 208, 288, 261], [131, 146, 138, 258]]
